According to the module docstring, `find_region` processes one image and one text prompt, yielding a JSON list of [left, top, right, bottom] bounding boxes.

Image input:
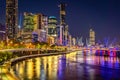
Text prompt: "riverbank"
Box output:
[[10, 50, 77, 65], [0, 49, 79, 80], [0, 48, 67, 65]]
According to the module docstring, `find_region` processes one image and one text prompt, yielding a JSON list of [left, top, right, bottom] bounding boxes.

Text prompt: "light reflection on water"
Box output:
[[10, 51, 120, 80]]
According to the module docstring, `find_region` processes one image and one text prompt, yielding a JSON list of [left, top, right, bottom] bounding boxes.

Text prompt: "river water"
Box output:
[[10, 51, 120, 80]]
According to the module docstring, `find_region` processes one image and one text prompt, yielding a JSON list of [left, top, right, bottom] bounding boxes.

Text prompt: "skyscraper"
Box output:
[[59, 3, 68, 46], [6, 0, 18, 41], [59, 3, 66, 26], [89, 29, 95, 46], [48, 16, 57, 37], [47, 16, 57, 44]]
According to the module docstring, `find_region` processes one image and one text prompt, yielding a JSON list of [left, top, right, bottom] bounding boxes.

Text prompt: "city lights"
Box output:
[[0, 0, 120, 80]]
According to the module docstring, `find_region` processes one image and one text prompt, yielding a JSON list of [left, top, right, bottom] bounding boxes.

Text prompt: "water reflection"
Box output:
[[10, 51, 120, 80]]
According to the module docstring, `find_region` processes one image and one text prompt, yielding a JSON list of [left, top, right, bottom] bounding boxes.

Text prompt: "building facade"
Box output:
[[0, 24, 6, 41], [89, 29, 95, 46], [72, 38, 76, 46], [47, 16, 57, 44], [22, 12, 48, 43], [6, 0, 18, 41], [59, 3, 68, 46], [22, 12, 35, 43]]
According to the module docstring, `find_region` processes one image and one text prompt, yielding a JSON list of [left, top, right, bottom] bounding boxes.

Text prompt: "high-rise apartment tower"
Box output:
[[6, 0, 18, 40], [59, 3, 68, 46]]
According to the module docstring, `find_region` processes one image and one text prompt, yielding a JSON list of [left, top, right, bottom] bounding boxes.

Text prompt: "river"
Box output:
[[10, 51, 120, 80]]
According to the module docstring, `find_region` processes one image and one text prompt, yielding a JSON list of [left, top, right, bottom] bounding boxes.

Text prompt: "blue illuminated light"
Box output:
[[49, 16, 56, 19]]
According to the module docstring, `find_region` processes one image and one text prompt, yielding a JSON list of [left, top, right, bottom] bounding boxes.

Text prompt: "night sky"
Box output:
[[0, 0, 120, 42]]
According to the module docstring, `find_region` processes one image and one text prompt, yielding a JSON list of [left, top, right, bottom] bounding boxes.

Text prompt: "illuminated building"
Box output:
[[22, 12, 35, 43], [86, 38, 89, 46], [47, 37, 55, 45], [48, 16, 57, 44], [22, 12, 48, 43], [48, 16, 57, 36], [23, 12, 35, 32], [6, 0, 18, 41], [59, 3, 66, 25], [56, 25, 63, 45], [34, 14, 48, 42], [68, 35, 72, 47], [32, 32, 38, 42], [59, 3, 68, 46], [72, 38, 76, 46], [41, 15, 48, 42], [59, 25, 63, 45], [39, 30, 47, 42], [89, 29, 95, 46], [0, 23, 5, 40], [77, 37, 84, 47], [35, 14, 48, 30], [42, 15, 48, 30]]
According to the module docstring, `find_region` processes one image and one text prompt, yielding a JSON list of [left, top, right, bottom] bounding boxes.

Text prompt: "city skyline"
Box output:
[[1, 1, 120, 80], [0, 0, 120, 42]]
